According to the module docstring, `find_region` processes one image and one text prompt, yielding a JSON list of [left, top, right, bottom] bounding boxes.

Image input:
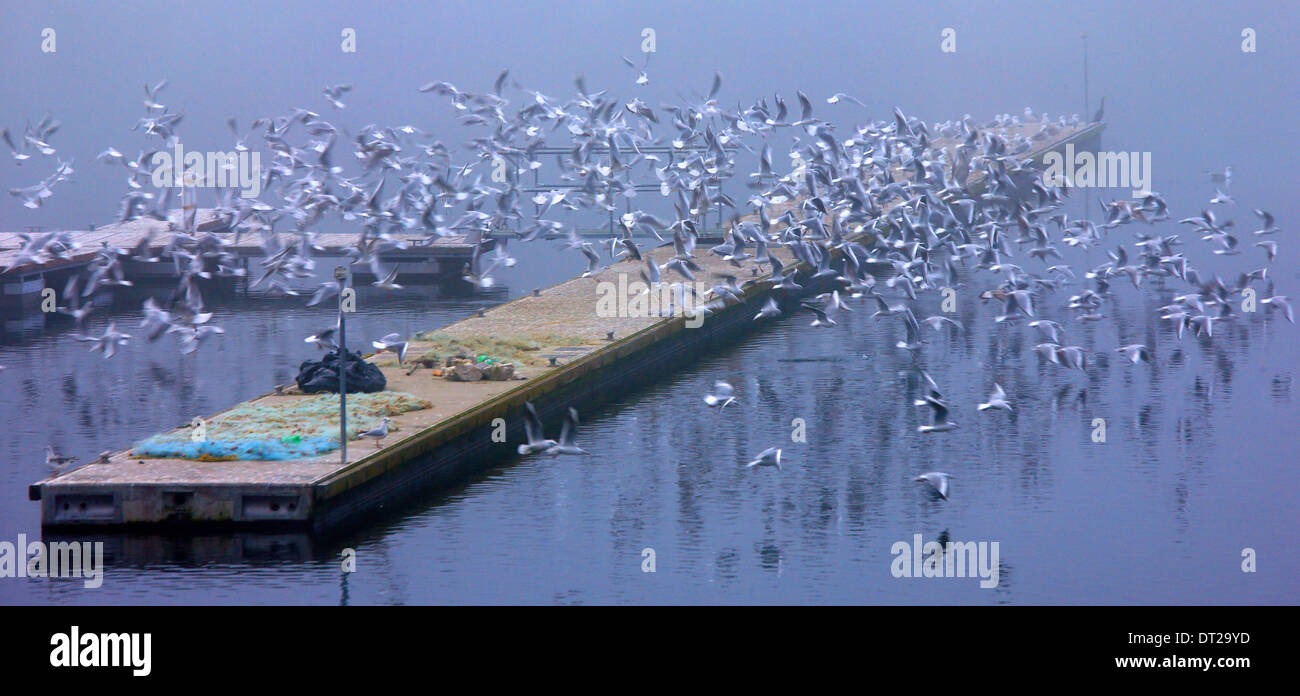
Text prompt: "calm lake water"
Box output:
[[1, 213, 1296, 604]]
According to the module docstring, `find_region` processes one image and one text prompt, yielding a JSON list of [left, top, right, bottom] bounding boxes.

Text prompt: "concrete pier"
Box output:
[[27, 121, 1104, 535]]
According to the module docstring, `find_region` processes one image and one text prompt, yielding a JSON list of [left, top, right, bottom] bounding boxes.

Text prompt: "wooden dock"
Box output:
[[28, 121, 1104, 535], [0, 211, 484, 308]]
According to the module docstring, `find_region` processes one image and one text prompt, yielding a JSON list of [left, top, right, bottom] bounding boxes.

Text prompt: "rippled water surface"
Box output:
[[2, 234, 1296, 604]]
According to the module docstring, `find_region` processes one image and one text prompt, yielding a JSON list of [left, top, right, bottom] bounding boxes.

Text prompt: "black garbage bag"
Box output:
[[296, 348, 387, 394]]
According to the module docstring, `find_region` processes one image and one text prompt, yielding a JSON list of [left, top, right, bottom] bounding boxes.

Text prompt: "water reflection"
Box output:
[[0, 240, 1296, 605]]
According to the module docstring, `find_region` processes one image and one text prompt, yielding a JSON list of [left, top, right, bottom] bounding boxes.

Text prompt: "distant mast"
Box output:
[[181, 155, 198, 233], [1082, 33, 1092, 223], [1082, 33, 1089, 121]]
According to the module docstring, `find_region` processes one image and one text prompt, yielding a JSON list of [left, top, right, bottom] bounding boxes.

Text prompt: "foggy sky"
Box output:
[[1, 0, 1296, 237]]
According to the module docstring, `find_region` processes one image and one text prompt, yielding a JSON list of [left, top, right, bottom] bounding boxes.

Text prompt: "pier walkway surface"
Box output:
[[28, 120, 1103, 534]]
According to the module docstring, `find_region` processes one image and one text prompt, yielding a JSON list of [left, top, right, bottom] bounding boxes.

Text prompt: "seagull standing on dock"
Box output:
[[358, 417, 391, 449]]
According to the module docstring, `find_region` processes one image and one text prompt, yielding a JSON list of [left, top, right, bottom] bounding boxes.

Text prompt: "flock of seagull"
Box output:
[[7, 68, 1290, 488]]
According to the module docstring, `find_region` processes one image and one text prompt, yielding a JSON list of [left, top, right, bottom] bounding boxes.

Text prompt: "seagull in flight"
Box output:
[[753, 296, 781, 321], [305, 325, 339, 351], [621, 54, 650, 86], [826, 92, 865, 106], [1252, 209, 1278, 235], [977, 383, 1013, 412], [1029, 319, 1064, 343], [1116, 344, 1153, 365], [372, 333, 408, 365], [518, 401, 558, 455], [71, 322, 132, 359], [914, 471, 953, 500], [546, 407, 588, 456], [322, 83, 353, 110], [745, 447, 782, 471], [1261, 287, 1293, 324], [372, 264, 403, 291], [704, 381, 736, 410], [45, 446, 78, 472], [916, 394, 958, 433], [804, 302, 838, 328]]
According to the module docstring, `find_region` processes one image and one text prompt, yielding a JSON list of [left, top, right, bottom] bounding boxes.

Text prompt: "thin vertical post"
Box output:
[[1082, 32, 1092, 223], [335, 265, 348, 465], [716, 182, 723, 230]]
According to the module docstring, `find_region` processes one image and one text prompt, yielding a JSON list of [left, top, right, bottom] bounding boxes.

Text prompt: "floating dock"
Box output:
[[0, 211, 484, 311], [28, 121, 1104, 535]]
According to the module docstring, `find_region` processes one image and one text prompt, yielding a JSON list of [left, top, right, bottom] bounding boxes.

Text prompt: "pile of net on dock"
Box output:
[[295, 348, 387, 394], [410, 331, 594, 368], [130, 392, 432, 461]]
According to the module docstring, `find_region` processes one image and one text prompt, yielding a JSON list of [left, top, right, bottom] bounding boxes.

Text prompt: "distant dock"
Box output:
[[0, 211, 486, 312], [28, 121, 1104, 535]]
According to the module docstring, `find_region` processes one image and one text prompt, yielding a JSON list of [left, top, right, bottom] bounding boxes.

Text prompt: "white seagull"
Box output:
[[914, 472, 953, 500], [745, 447, 782, 471], [371, 332, 408, 365], [704, 381, 736, 410], [45, 446, 78, 472], [357, 417, 391, 449], [517, 401, 558, 455], [546, 407, 588, 456], [977, 383, 1013, 412]]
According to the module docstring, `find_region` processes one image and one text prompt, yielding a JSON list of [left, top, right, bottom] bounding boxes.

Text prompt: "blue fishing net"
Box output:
[[131, 392, 431, 461], [131, 436, 343, 461]]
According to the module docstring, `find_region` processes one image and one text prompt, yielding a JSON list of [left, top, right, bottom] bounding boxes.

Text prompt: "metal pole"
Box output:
[[716, 182, 723, 230], [335, 265, 348, 465], [1082, 32, 1092, 225]]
